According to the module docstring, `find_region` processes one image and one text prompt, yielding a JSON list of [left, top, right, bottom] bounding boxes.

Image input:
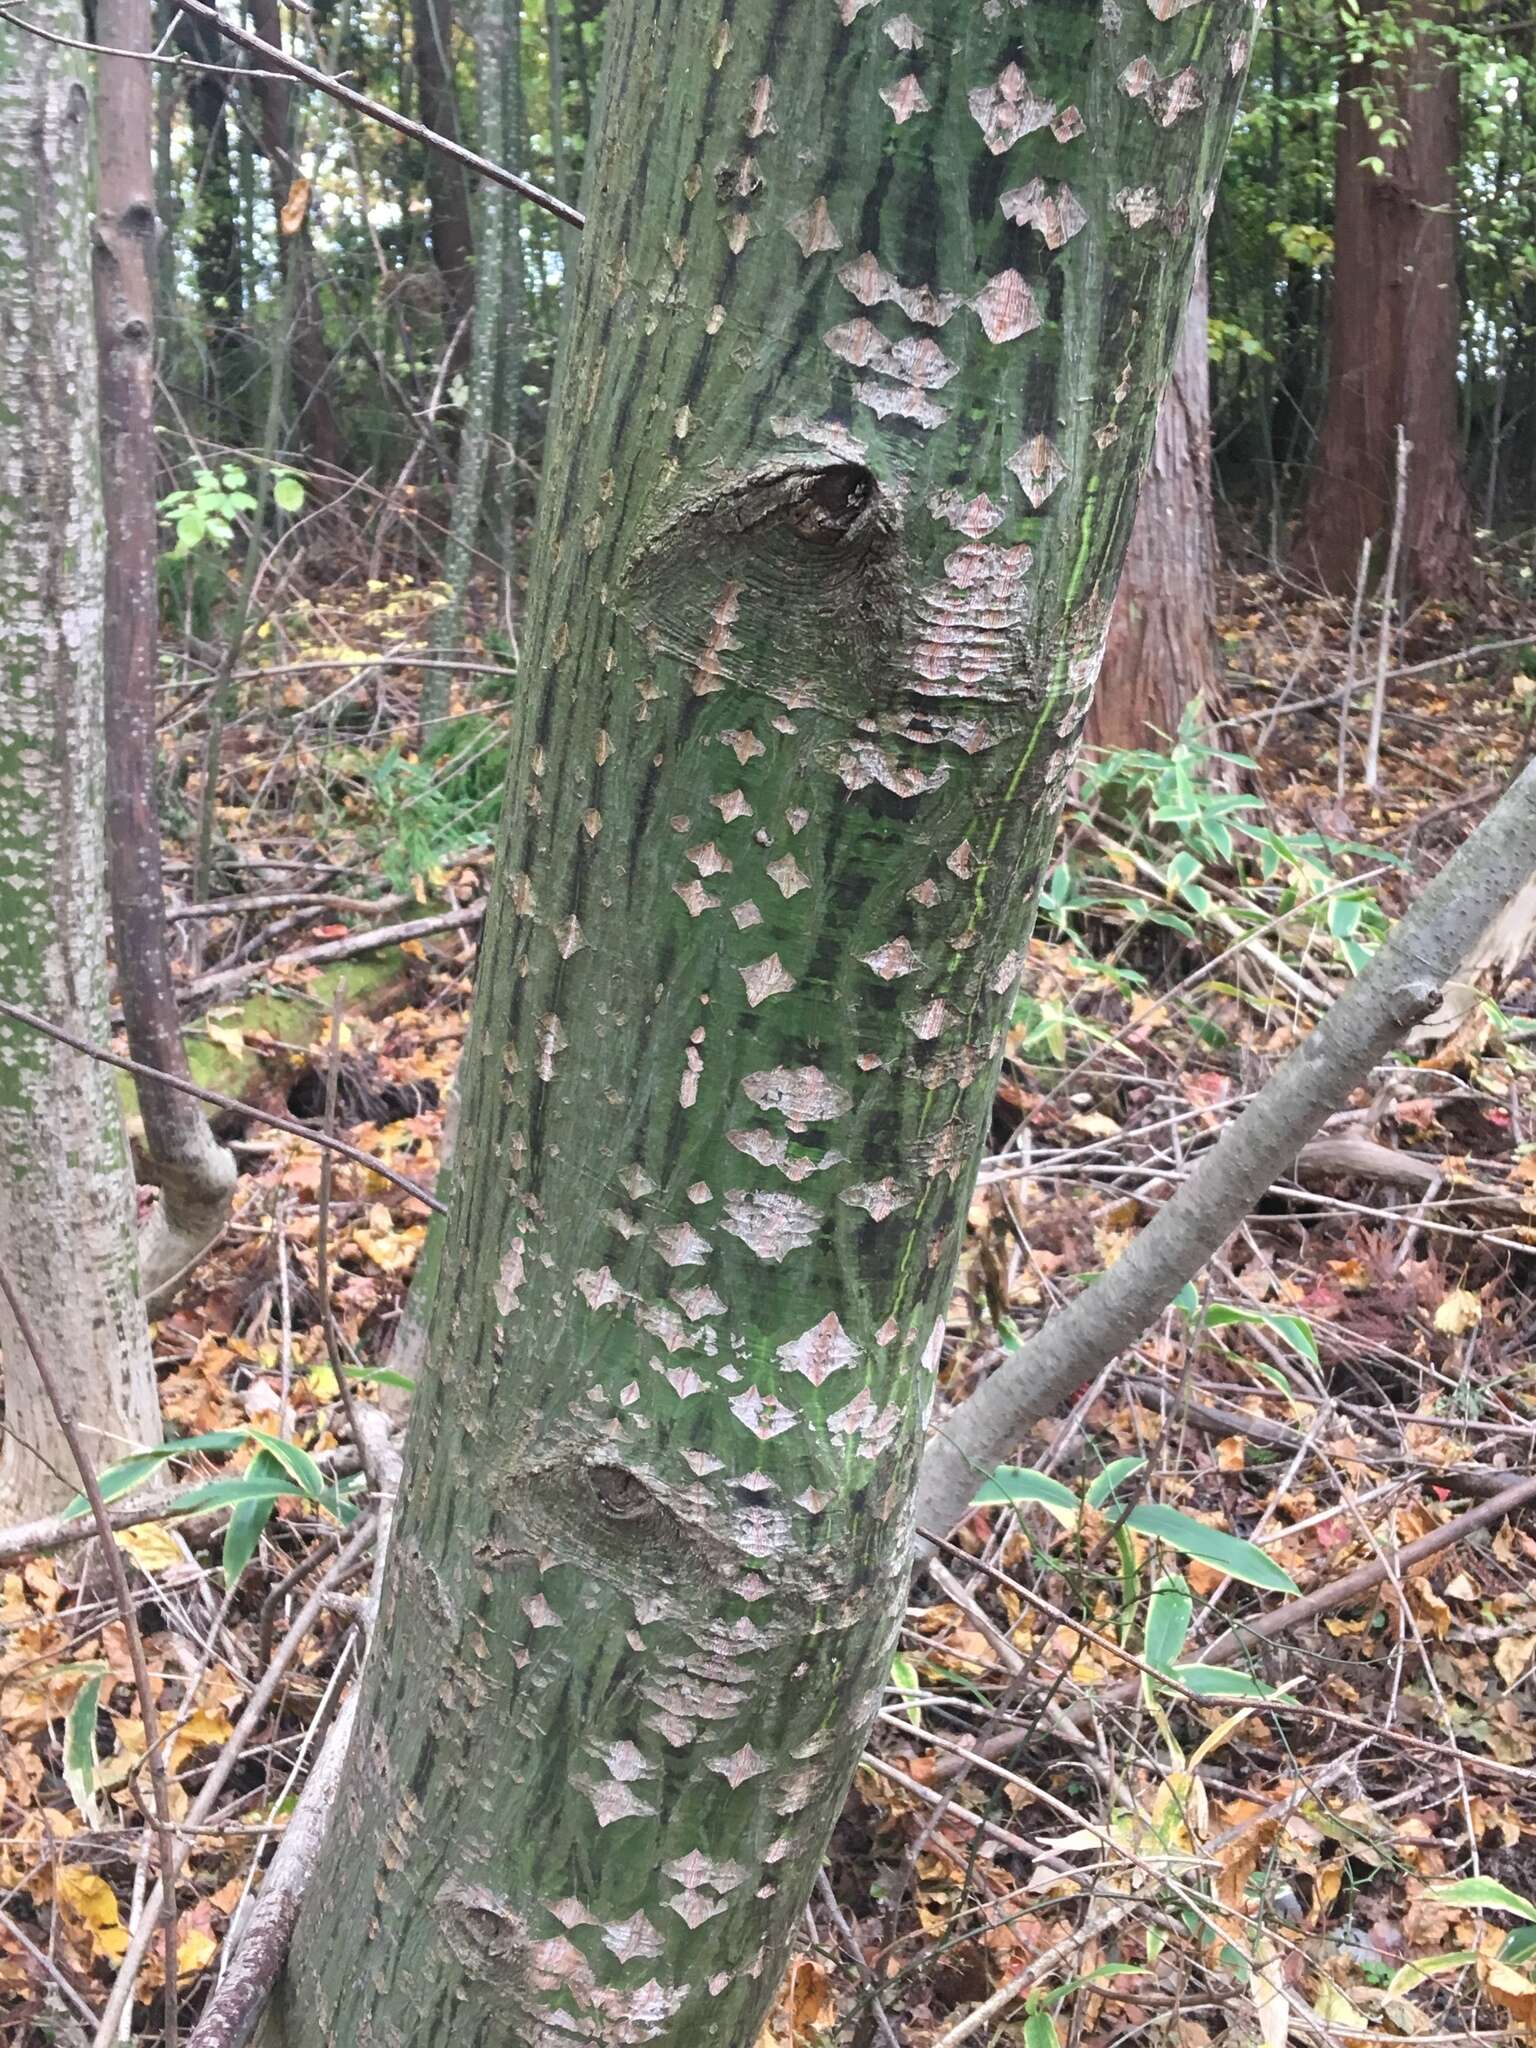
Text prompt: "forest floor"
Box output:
[[6, 563, 1536, 2045]]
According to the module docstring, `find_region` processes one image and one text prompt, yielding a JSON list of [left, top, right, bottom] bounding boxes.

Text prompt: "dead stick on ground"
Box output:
[[1363, 425, 1410, 793], [912, 757, 1536, 1553], [182, 1414, 402, 2048], [314, 979, 379, 1496], [178, 898, 485, 1004], [0, 1263, 183, 2045], [0, 999, 445, 1212], [92, 1514, 378, 2046]]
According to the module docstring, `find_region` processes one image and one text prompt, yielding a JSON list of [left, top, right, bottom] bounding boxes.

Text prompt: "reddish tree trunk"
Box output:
[[1295, 3, 1475, 599], [1086, 258, 1217, 755]]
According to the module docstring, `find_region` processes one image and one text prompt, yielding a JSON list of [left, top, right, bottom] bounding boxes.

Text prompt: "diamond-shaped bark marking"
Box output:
[[1114, 185, 1162, 229], [880, 72, 930, 122], [990, 946, 1025, 994], [741, 1066, 852, 1127], [795, 1486, 834, 1513], [575, 1266, 624, 1311], [602, 1913, 664, 1962], [722, 727, 765, 765], [828, 1387, 877, 1441], [1052, 103, 1086, 141], [947, 838, 977, 878], [708, 1743, 770, 1788], [824, 317, 888, 370], [1006, 433, 1069, 508], [786, 195, 843, 256], [663, 1365, 707, 1399], [522, 1592, 562, 1628], [728, 1386, 800, 1439], [1119, 54, 1156, 97], [970, 269, 1041, 344], [687, 840, 732, 876], [601, 1740, 652, 1782], [669, 1889, 726, 1929], [887, 333, 959, 387], [862, 935, 921, 979], [535, 1013, 567, 1082], [1147, 0, 1203, 17], [1000, 175, 1088, 248], [653, 1221, 711, 1267], [786, 806, 810, 833], [968, 62, 1056, 153], [837, 0, 879, 20], [854, 380, 949, 430], [884, 10, 923, 44], [682, 1448, 724, 1476], [740, 953, 797, 1007], [908, 876, 941, 906], [635, 1301, 693, 1353], [595, 1979, 689, 2034], [736, 1503, 790, 1556], [766, 853, 811, 897], [549, 1897, 595, 1929], [672, 1282, 727, 1320], [928, 489, 1007, 537], [922, 1315, 946, 1374], [712, 788, 753, 822], [732, 901, 763, 929], [674, 879, 721, 918], [746, 74, 776, 136], [839, 1177, 909, 1222], [554, 916, 586, 959], [776, 1311, 861, 1385]]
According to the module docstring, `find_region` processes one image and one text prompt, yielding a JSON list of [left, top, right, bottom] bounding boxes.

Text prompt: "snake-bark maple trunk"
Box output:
[[0, 0, 160, 1518], [274, 0, 1254, 2039]]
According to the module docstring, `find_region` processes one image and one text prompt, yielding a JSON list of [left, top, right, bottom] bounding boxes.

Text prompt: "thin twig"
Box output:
[[158, 0, 582, 225], [316, 981, 380, 1496], [1363, 426, 1410, 793], [177, 898, 485, 1003], [0, 1263, 182, 2047], [0, 999, 444, 1211], [1336, 533, 1373, 801]]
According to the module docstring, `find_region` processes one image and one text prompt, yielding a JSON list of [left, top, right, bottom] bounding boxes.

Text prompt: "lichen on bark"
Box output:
[[275, 0, 1255, 2040]]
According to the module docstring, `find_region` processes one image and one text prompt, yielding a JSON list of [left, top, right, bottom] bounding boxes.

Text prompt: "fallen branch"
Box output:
[[178, 899, 486, 1004], [912, 759, 1536, 1553], [0, 999, 445, 1212]]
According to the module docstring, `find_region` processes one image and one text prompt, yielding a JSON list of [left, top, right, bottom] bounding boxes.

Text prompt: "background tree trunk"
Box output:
[[271, 0, 1252, 2039], [95, 0, 238, 1312], [0, 0, 159, 1519], [1086, 254, 1218, 754], [1295, 0, 1476, 599], [412, 0, 476, 331]]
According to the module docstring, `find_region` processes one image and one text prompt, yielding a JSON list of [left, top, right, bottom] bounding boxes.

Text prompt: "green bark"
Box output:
[[0, 0, 159, 1517], [276, 0, 1252, 2040]]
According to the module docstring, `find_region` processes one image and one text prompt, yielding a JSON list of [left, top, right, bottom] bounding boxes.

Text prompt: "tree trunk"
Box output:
[[1294, 0, 1476, 599], [177, 17, 248, 430], [272, 1, 1252, 2039], [412, 0, 476, 330], [1086, 254, 1217, 754], [244, 0, 345, 476], [0, 0, 160, 1519], [94, 0, 238, 1312], [421, 0, 512, 735]]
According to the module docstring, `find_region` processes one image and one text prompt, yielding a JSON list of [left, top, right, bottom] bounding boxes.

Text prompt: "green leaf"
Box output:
[[62, 1668, 108, 1823], [273, 473, 305, 513], [1172, 1282, 1200, 1318], [890, 1653, 923, 1728], [222, 1449, 284, 1585], [160, 1476, 300, 1516], [1024, 2011, 1061, 2048], [1384, 1952, 1478, 1997], [1504, 1926, 1536, 1965], [973, 1465, 1078, 1528], [1086, 1455, 1147, 1509], [1145, 1572, 1192, 1671], [1426, 1877, 1536, 1921], [246, 1430, 326, 1499], [1172, 1663, 1287, 1700], [1126, 1502, 1299, 1594], [63, 1430, 254, 1516], [1203, 1302, 1320, 1367]]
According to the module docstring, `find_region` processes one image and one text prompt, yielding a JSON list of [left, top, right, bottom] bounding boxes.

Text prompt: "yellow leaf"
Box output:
[[177, 1927, 218, 1978], [55, 1867, 130, 1962], [1434, 1288, 1482, 1334], [169, 1705, 236, 1774], [279, 176, 311, 235], [1496, 1636, 1536, 1687], [1251, 1935, 1289, 2048], [204, 1017, 245, 1057], [115, 1522, 182, 1572]]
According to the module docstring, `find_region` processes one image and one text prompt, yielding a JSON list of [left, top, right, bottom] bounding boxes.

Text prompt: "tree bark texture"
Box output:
[[1295, 1, 1476, 599], [275, 2, 1254, 2041], [0, 0, 160, 1518], [1086, 254, 1217, 753], [95, 0, 238, 1311]]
